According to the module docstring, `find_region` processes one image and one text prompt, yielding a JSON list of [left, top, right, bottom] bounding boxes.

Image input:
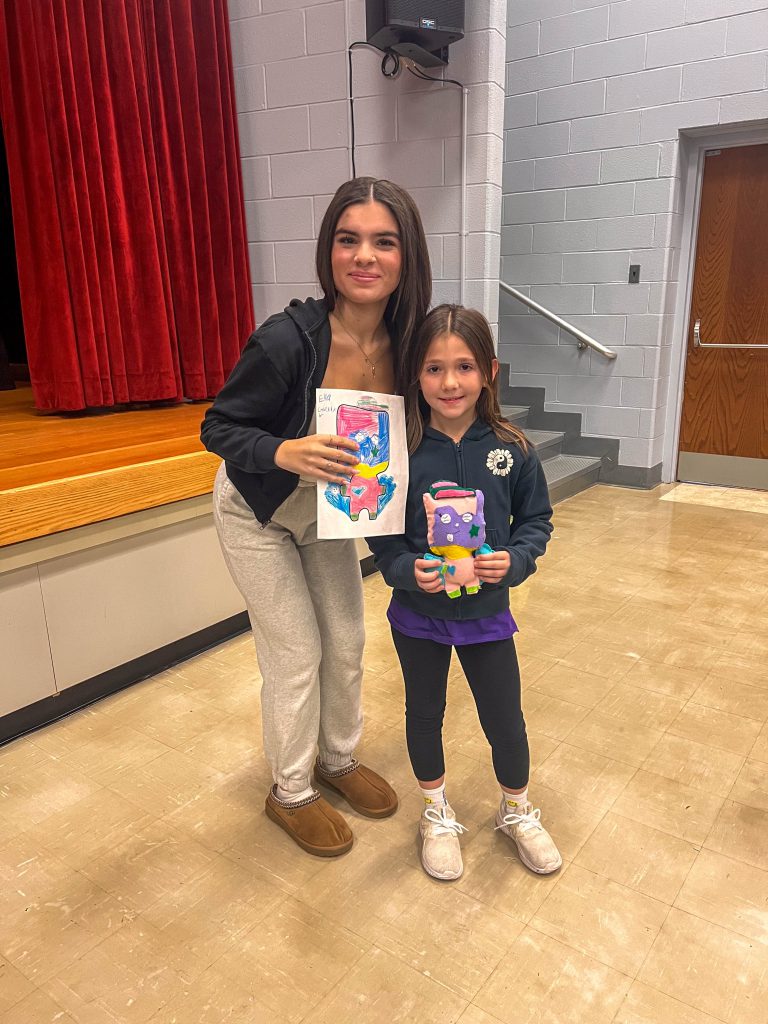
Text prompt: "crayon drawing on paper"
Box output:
[[316, 389, 407, 540]]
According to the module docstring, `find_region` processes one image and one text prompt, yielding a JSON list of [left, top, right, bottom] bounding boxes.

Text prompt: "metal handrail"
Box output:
[[500, 281, 617, 360]]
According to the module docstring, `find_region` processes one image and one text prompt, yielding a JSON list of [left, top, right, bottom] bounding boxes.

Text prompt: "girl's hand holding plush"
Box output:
[[474, 549, 511, 584], [414, 557, 445, 594]]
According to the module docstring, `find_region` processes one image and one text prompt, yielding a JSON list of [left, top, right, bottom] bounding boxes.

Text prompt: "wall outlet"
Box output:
[[628, 264, 641, 284]]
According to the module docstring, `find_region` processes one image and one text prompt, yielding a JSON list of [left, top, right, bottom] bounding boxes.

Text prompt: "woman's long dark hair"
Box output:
[[403, 304, 529, 455], [316, 177, 431, 389]]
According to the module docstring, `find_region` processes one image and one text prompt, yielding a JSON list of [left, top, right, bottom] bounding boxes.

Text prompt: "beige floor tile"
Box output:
[[595, 683, 685, 732], [689, 676, 768, 722], [159, 767, 269, 852], [530, 663, 616, 708], [705, 800, 768, 872], [711, 650, 768, 691], [303, 945, 468, 1024], [100, 685, 233, 752], [158, 655, 260, 718], [212, 897, 369, 1023], [615, 980, 733, 1024], [145, 964, 289, 1023], [0, 956, 35, 1015], [14, 788, 156, 872], [727, 627, 768, 660], [363, 885, 523, 1000], [514, 626, 580, 662], [77, 820, 218, 915], [457, 1007, 505, 1024], [532, 743, 636, 810], [641, 734, 745, 796], [474, 927, 631, 1024], [750, 723, 768, 763], [516, 652, 560, 684], [140, 856, 286, 968], [180, 715, 264, 774], [104, 746, 229, 817], [674, 848, 768, 946], [520, 690, 589, 742], [574, 812, 699, 905], [567, 710, 664, 767], [642, 635, 721, 672], [458, 826, 562, 924], [0, 989, 78, 1024], [621, 659, 704, 700], [297, 832, 426, 935], [639, 908, 768, 1024], [553, 638, 641, 682], [531, 863, 668, 976], [0, 756, 104, 834], [728, 758, 768, 812], [611, 771, 723, 846], [668, 703, 762, 756], [0, 840, 133, 986], [45, 917, 207, 1024]]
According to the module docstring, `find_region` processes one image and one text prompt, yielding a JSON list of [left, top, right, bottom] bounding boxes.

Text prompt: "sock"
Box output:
[[420, 782, 447, 807], [276, 784, 315, 804], [501, 787, 528, 812]]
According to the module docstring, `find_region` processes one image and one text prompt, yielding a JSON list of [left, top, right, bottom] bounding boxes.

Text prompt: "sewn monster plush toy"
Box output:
[[423, 480, 493, 599]]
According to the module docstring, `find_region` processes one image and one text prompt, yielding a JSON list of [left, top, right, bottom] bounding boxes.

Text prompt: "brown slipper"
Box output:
[[313, 758, 398, 818], [265, 787, 353, 857]]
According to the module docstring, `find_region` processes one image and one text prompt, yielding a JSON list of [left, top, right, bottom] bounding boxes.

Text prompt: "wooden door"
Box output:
[[678, 143, 768, 489]]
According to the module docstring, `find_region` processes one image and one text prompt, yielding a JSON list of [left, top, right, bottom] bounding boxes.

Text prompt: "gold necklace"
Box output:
[[334, 315, 386, 380]]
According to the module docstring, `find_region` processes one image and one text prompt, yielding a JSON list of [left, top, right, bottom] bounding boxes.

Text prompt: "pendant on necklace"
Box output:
[[371, 364, 376, 379]]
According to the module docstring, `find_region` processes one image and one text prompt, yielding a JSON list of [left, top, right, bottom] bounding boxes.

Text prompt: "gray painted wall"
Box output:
[[229, 0, 507, 330], [501, 0, 768, 470]]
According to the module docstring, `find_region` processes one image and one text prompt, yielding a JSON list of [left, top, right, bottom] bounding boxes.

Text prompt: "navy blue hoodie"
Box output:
[[367, 419, 553, 620]]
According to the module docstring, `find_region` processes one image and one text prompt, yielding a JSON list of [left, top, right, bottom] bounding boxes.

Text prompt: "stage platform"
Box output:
[[0, 388, 219, 546]]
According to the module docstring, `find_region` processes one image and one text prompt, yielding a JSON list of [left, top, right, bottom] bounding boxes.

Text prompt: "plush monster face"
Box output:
[[424, 483, 485, 551]]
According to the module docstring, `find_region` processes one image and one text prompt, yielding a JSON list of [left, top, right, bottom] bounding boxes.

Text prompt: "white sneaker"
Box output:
[[495, 800, 562, 874], [419, 803, 468, 880]]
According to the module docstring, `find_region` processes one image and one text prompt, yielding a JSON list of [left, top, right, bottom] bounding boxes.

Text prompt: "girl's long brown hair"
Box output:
[[316, 177, 432, 390], [403, 304, 529, 455]]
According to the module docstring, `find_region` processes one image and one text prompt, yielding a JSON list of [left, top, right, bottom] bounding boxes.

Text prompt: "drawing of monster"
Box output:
[[423, 480, 493, 599], [325, 399, 395, 522]]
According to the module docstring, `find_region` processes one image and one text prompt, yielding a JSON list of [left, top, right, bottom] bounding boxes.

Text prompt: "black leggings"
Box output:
[[391, 628, 530, 790]]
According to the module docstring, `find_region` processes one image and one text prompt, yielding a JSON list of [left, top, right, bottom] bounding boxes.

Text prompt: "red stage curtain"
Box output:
[[0, 0, 252, 411]]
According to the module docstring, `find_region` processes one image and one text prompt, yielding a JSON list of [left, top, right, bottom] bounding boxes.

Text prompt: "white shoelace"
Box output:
[[495, 805, 543, 835], [423, 805, 469, 837]]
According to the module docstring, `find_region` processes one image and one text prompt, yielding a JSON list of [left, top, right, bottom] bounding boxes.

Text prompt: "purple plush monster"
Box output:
[[423, 480, 491, 599]]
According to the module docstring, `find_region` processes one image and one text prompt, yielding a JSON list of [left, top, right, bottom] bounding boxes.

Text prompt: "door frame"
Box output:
[[662, 124, 768, 484]]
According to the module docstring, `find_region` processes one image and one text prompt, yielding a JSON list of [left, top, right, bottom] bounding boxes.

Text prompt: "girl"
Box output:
[[201, 178, 431, 858], [367, 304, 561, 880]]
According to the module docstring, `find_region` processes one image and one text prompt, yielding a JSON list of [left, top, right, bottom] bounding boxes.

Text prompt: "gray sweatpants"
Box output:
[[212, 463, 365, 794]]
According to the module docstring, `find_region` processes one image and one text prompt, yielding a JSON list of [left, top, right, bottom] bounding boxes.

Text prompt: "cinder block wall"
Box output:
[[229, 0, 506, 330], [501, 0, 768, 472]]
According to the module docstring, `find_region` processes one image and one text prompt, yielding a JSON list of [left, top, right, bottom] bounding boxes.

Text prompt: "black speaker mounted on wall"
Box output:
[[365, 1, 465, 68]]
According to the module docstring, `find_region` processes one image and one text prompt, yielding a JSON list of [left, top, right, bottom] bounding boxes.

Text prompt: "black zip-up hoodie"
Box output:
[[367, 420, 553, 620], [200, 297, 331, 523]]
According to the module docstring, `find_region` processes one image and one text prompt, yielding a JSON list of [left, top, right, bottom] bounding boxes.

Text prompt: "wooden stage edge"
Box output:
[[0, 388, 219, 547]]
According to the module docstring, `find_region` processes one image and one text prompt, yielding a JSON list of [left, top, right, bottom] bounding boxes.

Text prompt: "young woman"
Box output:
[[367, 304, 561, 880], [201, 178, 431, 857]]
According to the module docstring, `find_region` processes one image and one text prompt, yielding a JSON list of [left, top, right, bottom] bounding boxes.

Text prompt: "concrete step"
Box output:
[[543, 453, 602, 505], [500, 404, 529, 425], [526, 428, 564, 461]]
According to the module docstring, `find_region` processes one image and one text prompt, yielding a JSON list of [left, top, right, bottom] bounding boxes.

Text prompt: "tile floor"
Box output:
[[1, 482, 768, 1023]]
